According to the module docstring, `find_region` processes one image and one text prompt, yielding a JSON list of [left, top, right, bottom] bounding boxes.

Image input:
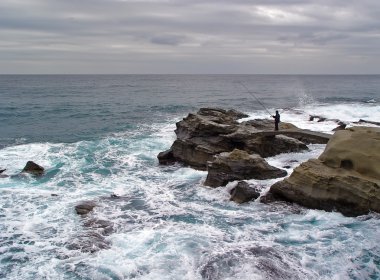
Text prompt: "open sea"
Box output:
[[1, 75, 380, 280]]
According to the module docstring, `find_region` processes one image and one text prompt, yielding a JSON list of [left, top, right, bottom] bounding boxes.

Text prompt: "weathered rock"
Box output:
[[243, 118, 298, 130], [241, 134, 309, 157], [332, 124, 346, 131], [204, 149, 287, 187], [319, 127, 380, 180], [22, 161, 44, 176], [158, 108, 331, 170], [157, 148, 175, 165], [355, 119, 380, 126], [83, 219, 114, 236], [230, 181, 261, 203], [266, 127, 380, 216], [75, 201, 97, 215]]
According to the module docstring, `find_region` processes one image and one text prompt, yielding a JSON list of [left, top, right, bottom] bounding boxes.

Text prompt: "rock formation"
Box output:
[[158, 108, 326, 170], [75, 201, 97, 215], [21, 161, 44, 176], [265, 127, 380, 216], [230, 181, 261, 203], [204, 149, 287, 187]]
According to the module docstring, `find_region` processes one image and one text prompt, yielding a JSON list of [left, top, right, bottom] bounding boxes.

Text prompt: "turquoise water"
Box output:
[[1, 75, 380, 279]]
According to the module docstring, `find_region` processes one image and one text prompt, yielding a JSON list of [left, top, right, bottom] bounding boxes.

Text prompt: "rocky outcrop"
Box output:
[[230, 181, 261, 203], [158, 108, 315, 170], [66, 231, 110, 253], [0, 169, 8, 178], [265, 127, 380, 216], [75, 201, 97, 215], [354, 119, 380, 126], [204, 149, 287, 187], [21, 161, 44, 176]]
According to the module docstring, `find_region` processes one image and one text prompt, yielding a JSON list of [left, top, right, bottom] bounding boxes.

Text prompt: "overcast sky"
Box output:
[[1, 0, 380, 74]]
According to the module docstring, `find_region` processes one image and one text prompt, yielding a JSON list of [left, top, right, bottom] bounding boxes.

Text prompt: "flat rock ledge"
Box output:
[[263, 127, 380, 216], [204, 149, 287, 187]]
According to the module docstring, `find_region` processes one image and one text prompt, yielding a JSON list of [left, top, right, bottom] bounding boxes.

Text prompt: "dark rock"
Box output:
[[355, 119, 380, 126], [157, 148, 176, 165], [21, 161, 44, 176], [51, 194, 58, 197], [0, 169, 6, 174], [200, 246, 310, 280], [204, 149, 287, 187], [241, 134, 309, 157], [83, 219, 114, 236], [66, 231, 110, 253], [230, 181, 260, 203], [75, 201, 97, 215], [158, 108, 329, 170], [332, 124, 347, 131]]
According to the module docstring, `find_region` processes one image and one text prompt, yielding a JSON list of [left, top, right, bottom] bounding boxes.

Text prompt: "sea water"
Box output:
[[0, 75, 380, 279]]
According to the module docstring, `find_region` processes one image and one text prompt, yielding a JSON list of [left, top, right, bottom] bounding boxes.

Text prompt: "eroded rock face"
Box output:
[[158, 108, 311, 170], [21, 161, 44, 176], [319, 127, 380, 180], [204, 149, 287, 187], [230, 181, 261, 203], [266, 127, 380, 216]]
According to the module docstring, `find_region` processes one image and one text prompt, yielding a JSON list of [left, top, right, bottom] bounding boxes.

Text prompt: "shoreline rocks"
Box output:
[[158, 107, 328, 171], [264, 127, 380, 216], [204, 149, 287, 187]]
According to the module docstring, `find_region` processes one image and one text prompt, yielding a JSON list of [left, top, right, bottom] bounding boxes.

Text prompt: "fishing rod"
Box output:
[[237, 81, 272, 117]]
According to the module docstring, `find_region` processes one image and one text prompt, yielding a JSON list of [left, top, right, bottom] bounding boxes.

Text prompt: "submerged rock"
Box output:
[[204, 149, 287, 187], [66, 231, 110, 253], [266, 127, 380, 216], [21, 161, 44, 176], [230, 181, 261, 203], [83, 219, 114, 236], [200, 246, 312, 280], [75, 201, 97, 215]]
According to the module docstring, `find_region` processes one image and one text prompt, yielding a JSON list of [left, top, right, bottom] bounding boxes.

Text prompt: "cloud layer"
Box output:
[[1, 0, 380, 74]]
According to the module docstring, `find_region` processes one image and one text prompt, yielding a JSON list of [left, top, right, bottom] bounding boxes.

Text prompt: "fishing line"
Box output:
[[236, 81, 272, 117]]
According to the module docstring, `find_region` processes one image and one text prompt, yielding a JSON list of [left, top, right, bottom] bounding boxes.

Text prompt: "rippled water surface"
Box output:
[[1, 75, 380, 279]]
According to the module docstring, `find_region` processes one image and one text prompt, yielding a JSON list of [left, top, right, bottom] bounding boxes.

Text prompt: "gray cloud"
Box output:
[[0, 0, 379, 73]]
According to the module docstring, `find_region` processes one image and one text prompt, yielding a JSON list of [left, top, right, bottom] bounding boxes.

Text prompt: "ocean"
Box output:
[[0, 75, 379, 279]]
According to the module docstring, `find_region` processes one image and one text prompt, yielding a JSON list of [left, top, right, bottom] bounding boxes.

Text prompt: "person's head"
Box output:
[[275, 110, 279, 114]]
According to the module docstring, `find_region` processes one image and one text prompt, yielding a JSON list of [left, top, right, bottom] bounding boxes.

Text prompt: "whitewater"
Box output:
[[0, 75, 380, 279]]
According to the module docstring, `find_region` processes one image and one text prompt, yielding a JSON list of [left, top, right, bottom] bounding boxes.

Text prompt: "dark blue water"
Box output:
[[1, 75, 379, 148], [0, 75, 379, 280]]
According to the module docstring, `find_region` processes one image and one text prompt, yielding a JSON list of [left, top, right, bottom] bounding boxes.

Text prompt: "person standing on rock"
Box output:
[[272, 110, 280, 131]]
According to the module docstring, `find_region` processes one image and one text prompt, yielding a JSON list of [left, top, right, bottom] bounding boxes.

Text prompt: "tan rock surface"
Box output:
[[266, 127, 380, 216]]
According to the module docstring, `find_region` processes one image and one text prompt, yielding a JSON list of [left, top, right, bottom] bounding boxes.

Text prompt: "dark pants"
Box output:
[[275, 122, 279, 131]]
